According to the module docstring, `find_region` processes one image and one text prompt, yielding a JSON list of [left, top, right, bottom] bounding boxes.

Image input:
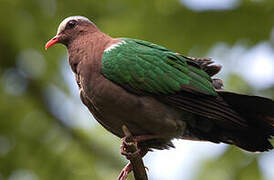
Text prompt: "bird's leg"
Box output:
[[132, 135, 161, 142], [118, 135, 159, 180], [118, 148, 148, 180], [118, 162, 132, 180], [120, 134, 159, 159]]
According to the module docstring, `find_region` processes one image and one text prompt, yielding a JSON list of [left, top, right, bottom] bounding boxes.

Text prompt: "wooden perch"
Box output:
[[122, 125, 148, 180]]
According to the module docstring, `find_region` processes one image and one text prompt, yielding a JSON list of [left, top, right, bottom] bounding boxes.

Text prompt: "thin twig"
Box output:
[[122, 125, 148, 180]]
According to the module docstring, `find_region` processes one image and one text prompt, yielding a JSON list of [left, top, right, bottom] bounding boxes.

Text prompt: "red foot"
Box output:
[[120, 135, 159, 157], [120, 137, 141, 160], [118, 134, 157, 179], [118, 163, 132, 180], [131, 135, 161, 142]]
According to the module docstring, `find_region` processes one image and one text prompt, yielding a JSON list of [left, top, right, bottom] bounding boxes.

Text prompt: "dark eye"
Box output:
[[67, 20, 77, 29]]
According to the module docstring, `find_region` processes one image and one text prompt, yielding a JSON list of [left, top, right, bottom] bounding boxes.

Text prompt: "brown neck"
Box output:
[[67, 31, 117, 74]]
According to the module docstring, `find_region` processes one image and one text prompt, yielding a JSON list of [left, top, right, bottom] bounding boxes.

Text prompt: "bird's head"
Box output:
[[45, 16, 98, 49]]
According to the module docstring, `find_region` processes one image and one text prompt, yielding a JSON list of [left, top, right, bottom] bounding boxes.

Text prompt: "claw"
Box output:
[[144, 166, 149, 172], [120, 137, 141, 160], [117, 163, 132, 180], [119, 134, 154, 179]]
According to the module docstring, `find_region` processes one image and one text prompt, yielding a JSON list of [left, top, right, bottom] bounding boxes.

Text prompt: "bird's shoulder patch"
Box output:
[[104, 40, 126, 53]]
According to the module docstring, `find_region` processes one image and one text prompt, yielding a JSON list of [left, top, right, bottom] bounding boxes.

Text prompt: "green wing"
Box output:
[[102, 38, 249, 129], [102, 38, 217, 96]]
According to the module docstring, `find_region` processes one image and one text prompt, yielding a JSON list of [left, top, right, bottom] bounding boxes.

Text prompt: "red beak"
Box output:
[[45, 36, 60, 50]]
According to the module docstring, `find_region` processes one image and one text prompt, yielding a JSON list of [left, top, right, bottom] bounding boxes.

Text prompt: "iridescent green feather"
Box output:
[[102, 38, 217, 96]]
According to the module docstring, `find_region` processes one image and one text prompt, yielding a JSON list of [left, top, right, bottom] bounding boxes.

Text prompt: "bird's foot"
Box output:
[[117, 162, 132, 180], [121, 136, 149, 159], [131, 135, 161, 142], [119, 136, 151, 180], [118, 163, 149, 180], [120, 138, 141, 160], [120, 135, 157, 159], [119, 127, 155, 180]]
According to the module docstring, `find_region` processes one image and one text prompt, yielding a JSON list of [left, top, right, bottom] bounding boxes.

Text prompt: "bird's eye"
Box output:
[[67, 20, 77, 29]]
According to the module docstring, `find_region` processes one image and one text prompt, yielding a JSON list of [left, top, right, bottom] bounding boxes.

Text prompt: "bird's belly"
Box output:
[[80, 76, 186, 140]]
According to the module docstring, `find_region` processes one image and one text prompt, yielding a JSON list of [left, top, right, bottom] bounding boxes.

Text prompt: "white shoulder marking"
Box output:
[[104, 41, 125, 52]]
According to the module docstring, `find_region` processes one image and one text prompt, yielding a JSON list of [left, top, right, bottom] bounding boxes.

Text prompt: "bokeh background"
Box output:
[[0, 0, 273, 180]]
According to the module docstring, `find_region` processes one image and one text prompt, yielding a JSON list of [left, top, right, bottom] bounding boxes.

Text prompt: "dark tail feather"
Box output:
[[218, 91, 274, 152], [218, 91, 274, 131]]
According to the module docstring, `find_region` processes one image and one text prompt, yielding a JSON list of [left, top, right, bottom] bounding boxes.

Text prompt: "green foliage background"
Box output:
[[0, 0, 273, 180]]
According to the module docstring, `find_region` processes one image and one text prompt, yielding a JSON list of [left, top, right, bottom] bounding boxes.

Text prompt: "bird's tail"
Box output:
[[218, 91, 274, 152]]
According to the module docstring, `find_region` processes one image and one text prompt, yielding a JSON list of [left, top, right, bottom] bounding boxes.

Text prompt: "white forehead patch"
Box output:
[[57, 16, 92, 34]]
